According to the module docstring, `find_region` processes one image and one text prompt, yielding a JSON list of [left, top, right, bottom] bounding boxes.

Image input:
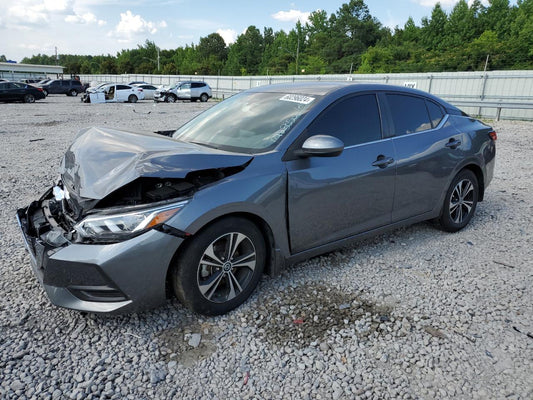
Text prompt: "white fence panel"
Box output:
[[79, 71, 533, 120]]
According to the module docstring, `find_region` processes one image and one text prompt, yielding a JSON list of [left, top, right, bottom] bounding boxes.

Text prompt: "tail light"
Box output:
[[37, 88, 43, 92], [138, 88, 143, 92], [488, 130, 497, 141]]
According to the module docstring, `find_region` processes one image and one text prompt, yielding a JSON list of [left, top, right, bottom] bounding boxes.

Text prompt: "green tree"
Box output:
[[421, 4, 448, 50], [197, 33, 227, 74]]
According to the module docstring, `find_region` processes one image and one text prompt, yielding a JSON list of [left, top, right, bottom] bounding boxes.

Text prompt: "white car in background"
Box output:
[[154, 81, 212, 102], [82, 84, 145, 103], [133, 84, 159, 100]]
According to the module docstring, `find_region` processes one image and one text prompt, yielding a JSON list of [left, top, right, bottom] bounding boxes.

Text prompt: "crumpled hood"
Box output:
[[61, 126, 253, 200]]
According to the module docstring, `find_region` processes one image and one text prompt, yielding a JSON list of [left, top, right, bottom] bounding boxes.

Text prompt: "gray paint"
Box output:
[[17, 82, 496, 313]]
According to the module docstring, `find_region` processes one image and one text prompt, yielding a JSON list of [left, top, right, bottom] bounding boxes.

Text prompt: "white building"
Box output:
[[0, 62, 64, 80]]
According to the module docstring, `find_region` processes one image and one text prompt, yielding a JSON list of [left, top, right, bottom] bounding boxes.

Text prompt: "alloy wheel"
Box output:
[[197, 232, 256, 304], [449, 179, 475, 224]]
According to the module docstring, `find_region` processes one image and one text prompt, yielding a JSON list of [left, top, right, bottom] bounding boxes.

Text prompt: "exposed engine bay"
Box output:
[[21, 163, 249, 247]]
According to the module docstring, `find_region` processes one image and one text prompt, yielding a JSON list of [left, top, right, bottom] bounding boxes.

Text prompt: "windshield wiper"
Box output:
[[188, 141, 221, 150]]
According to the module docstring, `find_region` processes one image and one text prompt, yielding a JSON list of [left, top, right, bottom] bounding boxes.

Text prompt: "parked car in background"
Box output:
[[16, 82, 496, 316], [20, 79, 41, 84], [133, 84, 159, 100], [36, 79, 51, 86], [85, 82, 114, 92], [0, 81, 46, 103], [154, 81, 212, 103], [38, 79, 87, 97], [128, 81, 148, 86], [81, 83, 145, 103]]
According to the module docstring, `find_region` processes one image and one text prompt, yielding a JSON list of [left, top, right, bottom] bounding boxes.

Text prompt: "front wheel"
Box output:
[[166, 94, 176, 103], [439, 169, 479, 232], [128, 94, 138, 103], [172, 217, 266, 315]]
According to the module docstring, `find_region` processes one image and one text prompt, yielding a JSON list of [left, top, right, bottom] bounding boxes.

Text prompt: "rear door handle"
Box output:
[[372, 155, 394, 168], [445, 138, 462, 149]]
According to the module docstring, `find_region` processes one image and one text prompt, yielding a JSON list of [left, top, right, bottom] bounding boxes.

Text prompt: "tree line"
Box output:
[[18, 0, 533, 75]]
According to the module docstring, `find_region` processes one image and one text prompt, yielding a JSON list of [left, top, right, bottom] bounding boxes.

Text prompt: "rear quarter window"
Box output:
[[426, 100, 445, 128]]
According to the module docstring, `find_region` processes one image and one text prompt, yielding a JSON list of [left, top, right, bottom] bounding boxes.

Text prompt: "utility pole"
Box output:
[[295, 35, 300, 75], [55, 46, 58, 65], [157, 46, 160, 71], [483, 54, 490, 73]]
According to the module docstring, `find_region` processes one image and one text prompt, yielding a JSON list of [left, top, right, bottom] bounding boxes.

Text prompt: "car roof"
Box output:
[[247, 81, 461, 113]]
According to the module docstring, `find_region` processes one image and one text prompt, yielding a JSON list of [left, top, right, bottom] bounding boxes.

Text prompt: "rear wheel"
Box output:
[[200, 93, 209, 102], [172, 217, 266, 315], [69, 89, 78, 97], [23, 94, 35, 103], [439, 169, 479, 232], [128, 94, 138, 103]]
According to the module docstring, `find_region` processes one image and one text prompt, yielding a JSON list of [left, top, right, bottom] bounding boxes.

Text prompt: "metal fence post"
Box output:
[[478, 73, 489, 116]]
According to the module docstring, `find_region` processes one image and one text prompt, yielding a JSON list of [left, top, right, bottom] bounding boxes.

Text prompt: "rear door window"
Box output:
[[387, 94, 432, 135]]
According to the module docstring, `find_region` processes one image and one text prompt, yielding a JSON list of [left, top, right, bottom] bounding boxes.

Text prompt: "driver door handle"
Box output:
[[372, 155, 394, 168]]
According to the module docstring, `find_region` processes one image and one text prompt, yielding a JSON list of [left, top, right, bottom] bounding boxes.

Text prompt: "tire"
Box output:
[[200, 93, 209, 102], [128, 94, 138, 103], [69, 89, 78, 97], [439, 169, 479, 232], [23, 94, 35, 103], [166, 94, 177, 103], [172, 217, 266, 315]]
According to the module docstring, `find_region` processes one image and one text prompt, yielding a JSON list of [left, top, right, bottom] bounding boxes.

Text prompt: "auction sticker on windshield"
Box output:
[[279, 94, 315, 105]]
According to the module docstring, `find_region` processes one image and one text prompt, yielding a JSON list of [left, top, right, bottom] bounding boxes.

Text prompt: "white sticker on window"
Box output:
[[279, 94, 315, 105]]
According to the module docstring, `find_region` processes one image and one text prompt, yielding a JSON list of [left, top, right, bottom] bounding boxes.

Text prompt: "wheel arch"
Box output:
[[164, 211, 279, 297], [462, 163, 485, 201]]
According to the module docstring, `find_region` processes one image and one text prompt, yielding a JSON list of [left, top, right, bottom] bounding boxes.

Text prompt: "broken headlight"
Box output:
[[74, 200, 188, 243]]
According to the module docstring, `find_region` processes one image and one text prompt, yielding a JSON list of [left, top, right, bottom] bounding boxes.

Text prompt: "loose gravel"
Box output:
[[0, 95, 532, 399]]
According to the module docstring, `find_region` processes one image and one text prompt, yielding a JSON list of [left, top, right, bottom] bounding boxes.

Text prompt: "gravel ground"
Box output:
[[0, 95, 532, 400]]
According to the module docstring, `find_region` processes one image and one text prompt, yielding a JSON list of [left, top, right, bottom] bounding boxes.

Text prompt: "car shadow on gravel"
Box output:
[[153, 283, 402, 367], [244, 283, 395, 347]]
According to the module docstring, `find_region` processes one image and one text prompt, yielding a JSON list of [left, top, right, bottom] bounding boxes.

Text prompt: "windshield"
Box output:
[[172, 91, 318, 153]]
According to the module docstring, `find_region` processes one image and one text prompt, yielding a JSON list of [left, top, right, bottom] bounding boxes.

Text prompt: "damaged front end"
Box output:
[[16, 126, 253, 313], [16, 182, 190, 313]]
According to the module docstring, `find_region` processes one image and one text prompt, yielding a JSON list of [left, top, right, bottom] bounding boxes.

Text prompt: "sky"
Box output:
[[0, 0, 494, 62]]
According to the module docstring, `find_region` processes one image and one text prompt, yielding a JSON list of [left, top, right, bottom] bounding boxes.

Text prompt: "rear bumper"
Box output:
[[16, 201, 183, 314]]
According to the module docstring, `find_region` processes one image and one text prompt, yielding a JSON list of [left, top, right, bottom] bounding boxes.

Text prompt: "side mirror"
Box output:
[[300, 135, 344, 157]]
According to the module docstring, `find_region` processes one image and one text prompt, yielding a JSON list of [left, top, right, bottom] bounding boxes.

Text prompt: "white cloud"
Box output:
[[8, 4, 49, 25], [272, 9, 310, 23], [109, 10, 166, 41], [216, 28, 237, 45], [4, 0, 75, 27], [65, 12, 105, 25], [43, 0, 73, 13]]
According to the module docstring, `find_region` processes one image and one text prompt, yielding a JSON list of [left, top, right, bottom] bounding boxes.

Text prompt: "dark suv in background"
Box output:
[[39, 79, 87, 97]]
